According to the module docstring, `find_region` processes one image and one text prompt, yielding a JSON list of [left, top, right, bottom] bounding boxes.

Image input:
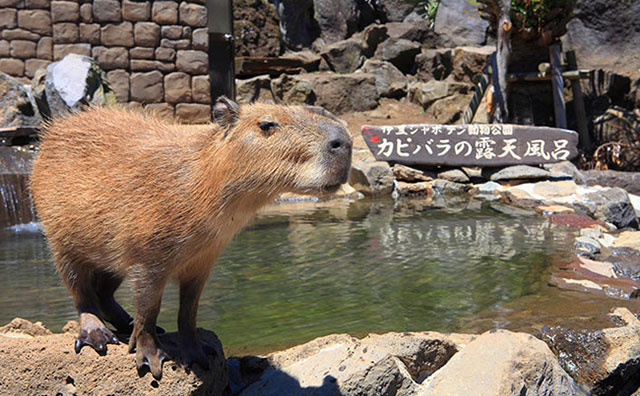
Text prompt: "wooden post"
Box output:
[[566, 50, 591, 150], [549, 44, 567, 129], [462, 53, 495, 124]]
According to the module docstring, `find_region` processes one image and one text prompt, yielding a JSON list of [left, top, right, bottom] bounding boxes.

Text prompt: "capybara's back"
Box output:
[[30, 98, 352, 379]]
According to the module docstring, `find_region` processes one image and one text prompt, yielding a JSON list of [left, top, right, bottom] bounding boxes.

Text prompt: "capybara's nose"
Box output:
[[325, 124, 352, 156]]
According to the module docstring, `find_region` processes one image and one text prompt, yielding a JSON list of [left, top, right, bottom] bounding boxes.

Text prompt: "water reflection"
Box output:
[[0, 198, 576, 353]]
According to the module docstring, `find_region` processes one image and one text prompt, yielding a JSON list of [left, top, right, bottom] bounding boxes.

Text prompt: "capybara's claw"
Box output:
[[75, 326, 119, 355], [136, 346, 169, 380]]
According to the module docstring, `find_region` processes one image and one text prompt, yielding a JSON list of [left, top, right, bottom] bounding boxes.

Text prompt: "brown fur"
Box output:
[[30, 100, 352, 379]]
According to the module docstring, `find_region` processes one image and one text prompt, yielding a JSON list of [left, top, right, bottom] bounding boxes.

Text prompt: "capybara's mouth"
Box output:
[[321, 183, 343, 194]]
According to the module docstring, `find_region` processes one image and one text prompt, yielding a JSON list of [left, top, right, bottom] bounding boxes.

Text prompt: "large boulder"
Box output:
[[271, 72, 378, 114], [235, 74, 274, 104], [562, 0, 640, 77], [358, 59, 407, 98], [233, 332, 469, 396], [0, 72, 42, 128], [375, 0, 415, 23], [577, 187, 639, 229], [384, 20, 434, 44], [374, 37, 420, 74], [409, 80, 469, 109], [319, 38, 364, 74], [33, 54, 116, 119], [415, 49, 453, 82], [582, 170, 640, 196], [422, 330, 584, 396], [433, 0, 489, 47], [449, 46, 494, 85], [313, 0, 366, 44]]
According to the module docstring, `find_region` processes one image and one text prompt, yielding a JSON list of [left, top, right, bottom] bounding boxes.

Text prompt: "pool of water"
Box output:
[[1, 197, 636, 355]]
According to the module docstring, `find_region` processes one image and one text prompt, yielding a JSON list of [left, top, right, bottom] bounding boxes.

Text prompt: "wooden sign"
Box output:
[[361, 124, 579, 167]]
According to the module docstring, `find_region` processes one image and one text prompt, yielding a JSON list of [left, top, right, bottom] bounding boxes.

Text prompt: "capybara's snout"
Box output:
[[321, 121, 352, 186]]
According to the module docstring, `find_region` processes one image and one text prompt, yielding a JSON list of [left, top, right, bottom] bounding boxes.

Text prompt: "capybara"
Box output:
[[30, 97, 352, 379]]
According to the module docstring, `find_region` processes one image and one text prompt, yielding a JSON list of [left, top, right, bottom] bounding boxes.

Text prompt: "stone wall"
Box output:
[[0, 0, 212, 123]]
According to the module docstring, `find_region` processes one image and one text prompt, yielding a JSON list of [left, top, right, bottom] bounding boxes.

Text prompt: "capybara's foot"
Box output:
[[75, 313, 119, 354], [129, 330, 169, 380], [182, 342, 211, 370]]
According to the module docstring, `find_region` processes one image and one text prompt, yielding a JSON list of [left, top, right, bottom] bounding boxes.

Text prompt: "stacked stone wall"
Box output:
[[0, 0, 211, 123]]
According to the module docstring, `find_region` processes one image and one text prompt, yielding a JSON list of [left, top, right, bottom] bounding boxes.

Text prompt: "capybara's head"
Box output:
[[212, 97, 352, 195]]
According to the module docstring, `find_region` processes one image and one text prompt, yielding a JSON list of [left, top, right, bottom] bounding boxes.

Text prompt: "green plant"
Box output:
[[511, 0, 576, 30], [402, 0, 440, 24]]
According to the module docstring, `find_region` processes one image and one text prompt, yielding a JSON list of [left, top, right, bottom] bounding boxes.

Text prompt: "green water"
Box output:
[[0, 198, 584, 353]]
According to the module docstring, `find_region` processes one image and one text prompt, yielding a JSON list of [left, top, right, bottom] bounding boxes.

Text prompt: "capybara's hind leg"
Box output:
[[94, 271, 134, 334], [178, 273, 212, 370], [128, 272, 169, 380], [55, 254, 120, 354]]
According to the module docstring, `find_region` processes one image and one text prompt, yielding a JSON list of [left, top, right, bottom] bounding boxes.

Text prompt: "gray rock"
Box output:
[[36, 54, 116, 119], [313, 0, 360, 44], [484, 165, 551, 182], [409, 80, 469, 109], [422, 330, 584, 396], [431, 179, 471, 195], [0, 72, 42, 128], [235, 74, 274, 105], [358, 59, 407, 98], [579, 187, 639, 229], [349, 160, 394, 197], [475, 181, 503, 197], [581, 170, 640, 195], [415, 49, 453, 82], [272, 72, 377, 115], [433, 0, 489, 47], [320, 38, 364, 74], [375, 0, 414, 22], [237, 332, 465, 396], [392, 164, 434, 182], [374, 37, 420, 74], [281, 50, 322, 72], [395, 181, 432, 197], [384, 20, 434, 43], [543, 160, 587, 184], [354, 24, 388, 57], [437, 169, 470, 183], [575, 236, 601, 256]]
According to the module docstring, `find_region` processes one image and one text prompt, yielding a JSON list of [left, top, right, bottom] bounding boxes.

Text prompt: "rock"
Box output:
[[319, 38, 364, 74], [433, 0, 489, 47], [562, 0, 640, 77], [449, 46, 494, 85], [236, 74, 274, 104], [437, 169, 469, 183], [0, 323, 228, 395], [535, 205, 574, 215], [375, 0, 415, 22], [422, 330, 582, 396], [236, 332, 465, 396], [271, 72, 377, 115], [548, 214, 609, 230], [313, 0, 360, 44], [355, 24, 388, 57], [610, 248, 640, 281], [612, 231, 640, 251], [415, 49, 453, 82], [0, 317, 52, 337], [281, 50, 322, 72], [543, 161, 586, 184], [532, 180, 578, 199], [539, 308, 640, 394], [575, 236, 601, 256], [392, 164, 434, 182], [0, 72, 42, 128], [578, 188, 639, 229], [233, 0, 281, 57], [374, 37, 420, 74], [484, 165, 551, 182], [395, 181, 432, 197], [384, 20, 433, 43], [409, 80, 469, 109], [36, 54, 116, 119], [274, 0, 319, 51], [358, 59, 407, 98], [581, 170, 640, 196], [349, 160, 394, 196], [475, 181, 503, 196], [431, 179, 471, 195], [421, 92, 472, 124]]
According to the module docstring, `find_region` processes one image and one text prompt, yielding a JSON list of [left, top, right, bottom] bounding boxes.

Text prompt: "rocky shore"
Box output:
[[2, 306, 640, 396]]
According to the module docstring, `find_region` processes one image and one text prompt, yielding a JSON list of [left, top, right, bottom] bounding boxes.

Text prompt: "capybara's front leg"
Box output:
[[128, 274, 169, 380], [179, 272, 211, 370]]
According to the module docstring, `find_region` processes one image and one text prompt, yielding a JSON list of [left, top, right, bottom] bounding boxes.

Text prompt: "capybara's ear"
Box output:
[[213, 96, 240, 129]]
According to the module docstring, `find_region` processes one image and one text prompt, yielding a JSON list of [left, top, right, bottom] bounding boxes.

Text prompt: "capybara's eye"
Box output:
[[258, 121, 279, 132]]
